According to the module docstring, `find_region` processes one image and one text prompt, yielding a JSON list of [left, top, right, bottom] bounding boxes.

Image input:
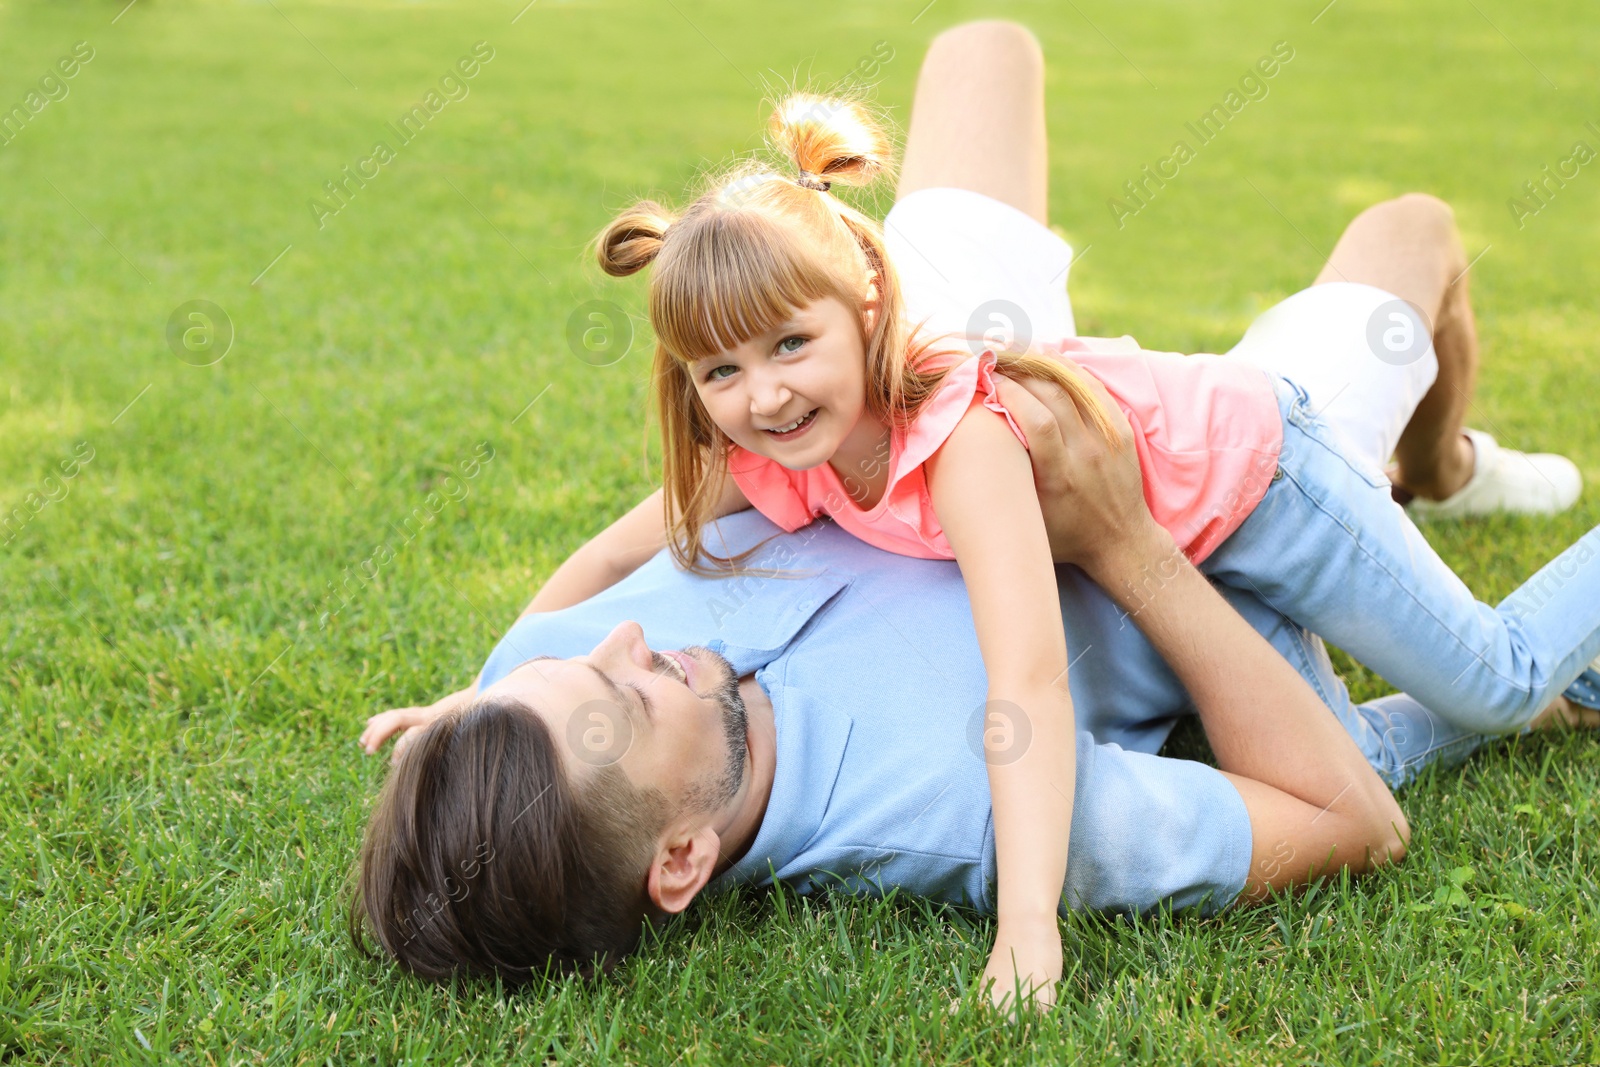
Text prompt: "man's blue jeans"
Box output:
[[1202, 374, 1600, 788]]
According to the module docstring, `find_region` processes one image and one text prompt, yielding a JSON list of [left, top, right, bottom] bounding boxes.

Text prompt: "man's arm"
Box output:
[[1086, 517, 1408, 896], [996, 372, 1409, 898]]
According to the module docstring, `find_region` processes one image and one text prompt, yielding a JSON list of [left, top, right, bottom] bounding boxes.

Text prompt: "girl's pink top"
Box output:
[[725, 336, 1285, 564]]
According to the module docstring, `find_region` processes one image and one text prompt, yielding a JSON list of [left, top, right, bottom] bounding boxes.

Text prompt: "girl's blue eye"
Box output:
[[705, 365, 737, 382], [779, 336, 807, 354]]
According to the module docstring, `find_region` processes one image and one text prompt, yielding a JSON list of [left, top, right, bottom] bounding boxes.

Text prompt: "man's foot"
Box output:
[[1530, 694, 1600, 730], [1406, 429, 1582, 520]]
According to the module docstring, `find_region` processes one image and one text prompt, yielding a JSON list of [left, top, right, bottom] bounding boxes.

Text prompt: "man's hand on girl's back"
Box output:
[[994, 363, 1156, 572]]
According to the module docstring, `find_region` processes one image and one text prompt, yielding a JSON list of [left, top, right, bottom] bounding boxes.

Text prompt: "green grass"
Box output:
[[2, 0, 1598, 1061]]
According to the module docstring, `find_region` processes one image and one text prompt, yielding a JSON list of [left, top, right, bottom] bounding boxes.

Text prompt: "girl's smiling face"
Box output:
[[690, 294, 878, 472]]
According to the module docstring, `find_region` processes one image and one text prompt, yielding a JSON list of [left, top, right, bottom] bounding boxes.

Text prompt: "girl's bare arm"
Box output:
[[925, 402, 1075, 1011], [520, 476, 751, 616], [519, 488, 670, 616], [365, 478, 751, 757]]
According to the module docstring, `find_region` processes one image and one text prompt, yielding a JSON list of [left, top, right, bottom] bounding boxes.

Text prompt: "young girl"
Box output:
[[527, 94, 1600, 1006]]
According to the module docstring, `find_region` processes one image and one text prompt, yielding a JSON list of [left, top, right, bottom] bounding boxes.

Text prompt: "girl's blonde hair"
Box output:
[[595, 93, 1115, 573]]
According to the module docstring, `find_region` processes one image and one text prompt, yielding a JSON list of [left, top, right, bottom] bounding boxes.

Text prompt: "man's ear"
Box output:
[[645, 823, 723, 915]]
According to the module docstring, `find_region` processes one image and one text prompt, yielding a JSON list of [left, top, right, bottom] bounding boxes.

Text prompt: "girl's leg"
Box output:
[[887, 21, 1079, 344], [1312, 194, 1477, 500], [1310, 194, 1580, 515], [897, 21, 1048, 222], [1205, 382, 1600, 736]]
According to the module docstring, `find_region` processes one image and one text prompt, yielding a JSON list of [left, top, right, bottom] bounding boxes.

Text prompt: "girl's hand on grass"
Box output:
[[980, 917, 1063, 1015], [359, 685, 477, 762]]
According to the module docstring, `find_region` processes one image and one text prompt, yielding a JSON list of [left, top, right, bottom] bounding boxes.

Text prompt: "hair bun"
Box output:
[[767, 94, 891, 191], [595, 200, 676, 277]]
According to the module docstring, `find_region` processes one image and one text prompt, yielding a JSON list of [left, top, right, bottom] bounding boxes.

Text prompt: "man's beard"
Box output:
[[660, 645, 748, 813]]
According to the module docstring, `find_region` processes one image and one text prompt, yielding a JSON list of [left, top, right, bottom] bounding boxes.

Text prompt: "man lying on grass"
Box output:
[[350, 20, 1600, 1008], [348, 367, 1399, 989], [348, 362, 1594, 1004]]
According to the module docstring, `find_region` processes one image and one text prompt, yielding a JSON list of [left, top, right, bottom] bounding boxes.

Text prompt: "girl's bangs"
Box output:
[[652, 211, 841, 363]]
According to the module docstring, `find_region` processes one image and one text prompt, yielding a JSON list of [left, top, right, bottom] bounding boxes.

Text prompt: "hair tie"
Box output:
[[795, 170, 831, 192]]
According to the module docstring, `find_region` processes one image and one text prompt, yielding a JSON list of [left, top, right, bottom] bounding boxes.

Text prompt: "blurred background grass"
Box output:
[[1, 0, 1597, 1062]]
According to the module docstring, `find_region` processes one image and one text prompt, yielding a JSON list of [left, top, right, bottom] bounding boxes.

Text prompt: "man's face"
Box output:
[[483, 621, 748, 813]]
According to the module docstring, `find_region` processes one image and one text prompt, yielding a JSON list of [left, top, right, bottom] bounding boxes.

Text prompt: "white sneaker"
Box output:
[[1406, 429, 1582, 520]]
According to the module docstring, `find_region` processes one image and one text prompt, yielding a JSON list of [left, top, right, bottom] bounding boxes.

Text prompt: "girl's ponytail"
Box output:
[[596, 200, 676, 277], [767, 94, 892, 192]]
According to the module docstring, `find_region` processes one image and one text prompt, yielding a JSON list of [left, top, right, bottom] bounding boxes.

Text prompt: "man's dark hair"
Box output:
[[348, 695, 666, 983]]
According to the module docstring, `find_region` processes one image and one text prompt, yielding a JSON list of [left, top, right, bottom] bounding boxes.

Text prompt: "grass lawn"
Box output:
[[3, 0, 1598, 1061]]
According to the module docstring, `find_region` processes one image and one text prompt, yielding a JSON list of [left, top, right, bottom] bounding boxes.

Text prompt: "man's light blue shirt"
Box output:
[[479, 511, 1254, 916]]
